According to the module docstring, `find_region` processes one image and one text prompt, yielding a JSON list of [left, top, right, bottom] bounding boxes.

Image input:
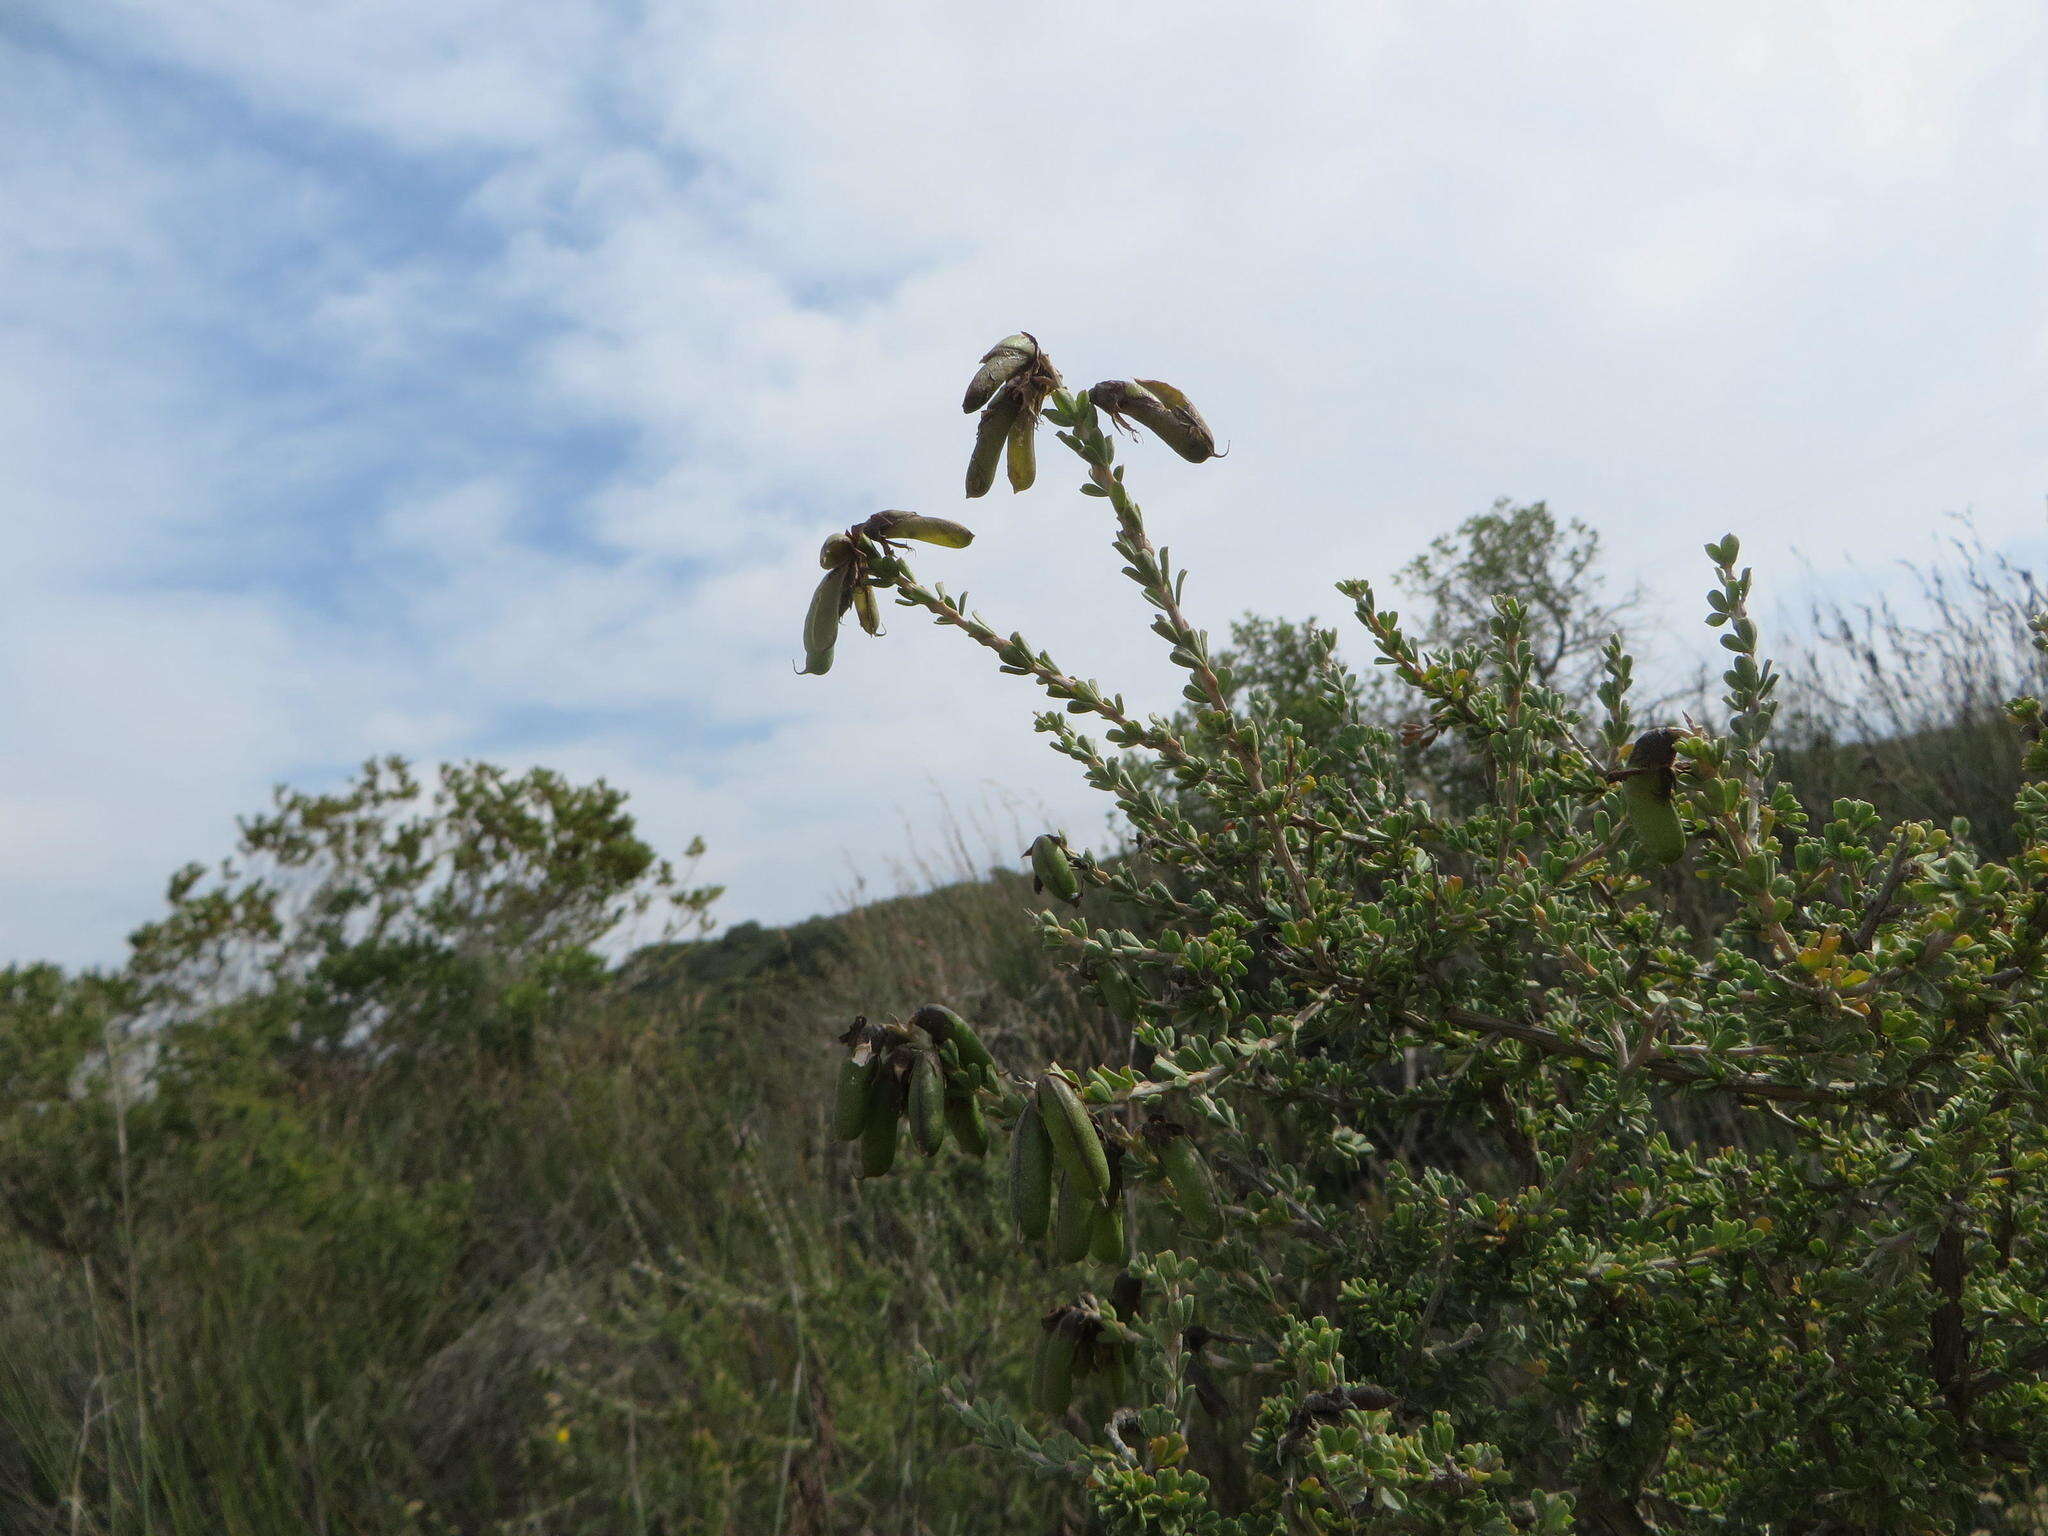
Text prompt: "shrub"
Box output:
[[811, 340, 2048, 1532]]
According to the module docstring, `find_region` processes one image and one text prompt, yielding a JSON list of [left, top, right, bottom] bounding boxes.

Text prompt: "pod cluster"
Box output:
[[844, 1012, 1227, 1272], [1012, 1067, 1128, 1271], [799, 511, 976, 675], [1607, 725, 1690, 866], [962, 333, 1064, 498], [832, 1006, 999, 1175]]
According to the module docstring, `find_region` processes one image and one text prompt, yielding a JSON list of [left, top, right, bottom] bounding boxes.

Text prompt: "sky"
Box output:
[[2, 2, 2044, 968]]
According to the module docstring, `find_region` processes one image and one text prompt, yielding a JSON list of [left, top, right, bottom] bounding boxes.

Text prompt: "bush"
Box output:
[[0, 758, 1077, 1533], [813, 342, 2048, 1532]]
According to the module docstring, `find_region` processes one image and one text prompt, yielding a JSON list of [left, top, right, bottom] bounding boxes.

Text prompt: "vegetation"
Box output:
[[3, 335, 2045, 1532], [812, 342, 2048, 1532]]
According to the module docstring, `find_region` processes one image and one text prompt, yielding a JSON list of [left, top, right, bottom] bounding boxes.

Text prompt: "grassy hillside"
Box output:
[[0, 841, 1131, 1534]]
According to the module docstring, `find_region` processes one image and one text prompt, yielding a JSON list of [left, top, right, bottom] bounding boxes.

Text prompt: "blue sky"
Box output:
[[3, 2, 2044, 967]]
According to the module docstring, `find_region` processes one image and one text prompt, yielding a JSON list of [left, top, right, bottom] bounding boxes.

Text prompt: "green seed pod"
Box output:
[[1028, 834, 1081, 905], [1006, 397, 1038, 492], [1611, 727, 1687, 866], [861, 511, 975, 548], [1037, 1072, 1111, 1206], [1030, 1309, 1081, 1416], [1050, 1176, 1092, 1263], [799, 564, 854, 676], [1093, 1347, 1128, 1406], [1622, 775, 1684, 865], [966, 385, 1024, 499], [860, 1066, 903, 1178], [909, 1050, 946, 1157], [852, 580, 882, 637], [962, 333, 1037, 413], [1088, 1200, 1126, 1265], [1148, 1121, 1221, 1240], [1008, 1096, 1054, 1241], [910, 1004, 999, 1087], [943, 1086, 990, 1157], [1090, 963, 1144, 1020], [818, 531, 854, 569], [833, 1045, 877, 1141], [1083, 1315, 1130, 1404]]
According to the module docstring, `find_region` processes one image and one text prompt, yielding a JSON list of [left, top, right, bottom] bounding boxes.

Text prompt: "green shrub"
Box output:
[[0, 759, 1077, 1533], [817, 343, 2048, 1532]]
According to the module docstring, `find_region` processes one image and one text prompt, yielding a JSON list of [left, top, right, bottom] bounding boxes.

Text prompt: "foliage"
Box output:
[[818, 342, 2048, 1532], [0, 757, 1099, 1534], [7, 351, 2048, 1534], [127, 754, 720, 1022]]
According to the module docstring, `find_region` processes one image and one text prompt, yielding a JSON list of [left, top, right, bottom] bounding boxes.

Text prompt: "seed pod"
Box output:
[[910, 1004, 999, 1087], [1050, 1176, 1092, 1264], [1088, 1200, 1126, 1265], [966, 386, 1024, 499], [852, 580, 882, 637], [962, 333, 1037, 413], [943, 1086, 990, 1157], [1093, 1347, 1128, 1406], [1133, 379, 1219, 462], [860, 1063, 904, 1178], [1009, 1096, 1054, 1241], [1037, 1072, 1111, 1206], [1611, 727, 1687, 866], [1028, 834, 1081, 905], [908, 1049, 946, 1156], [860, 511, 976, 548], [1621, 775, 1684, 865], [1006, 396, 1038, 492], [818, 531, 854, 568], [1083, 1316, 1129, 1404], [833, 1046, 877, 1141], [1091, 963, 1144, 1020], [1089, 379, 1220, 463], [1148, 1121, 1221, 1240], [799, 564, 855, 676], [1030, 1308, 1082, 1416]]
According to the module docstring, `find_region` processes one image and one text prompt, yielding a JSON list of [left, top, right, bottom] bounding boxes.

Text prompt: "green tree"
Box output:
[[808, 343, 2048, 1532], [0, 756, 719, 1267], [1396, 500, 1638, 711]]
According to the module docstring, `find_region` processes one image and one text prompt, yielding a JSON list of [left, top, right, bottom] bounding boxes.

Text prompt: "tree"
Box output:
[[0, 757, 719, 1270], [1397, 500, 1638, 712], [121, 755, 719, 1053], [804, 339, 2048, 1532]]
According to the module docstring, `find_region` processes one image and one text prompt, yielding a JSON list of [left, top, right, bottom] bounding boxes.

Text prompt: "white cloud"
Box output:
[[1, 1, 2044, 966]]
